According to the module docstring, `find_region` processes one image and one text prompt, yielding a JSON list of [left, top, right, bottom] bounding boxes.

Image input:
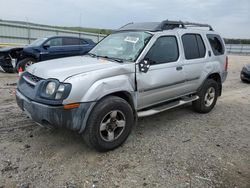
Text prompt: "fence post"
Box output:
[[27, 22, 31, 44], [98, 33, 100, 42], [240, 44, 243, 54]]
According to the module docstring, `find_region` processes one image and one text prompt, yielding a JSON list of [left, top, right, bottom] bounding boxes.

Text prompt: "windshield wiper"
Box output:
[[87, 52, 97, 57], [87, 53, 124, 63], [98, 55, 124, 63]]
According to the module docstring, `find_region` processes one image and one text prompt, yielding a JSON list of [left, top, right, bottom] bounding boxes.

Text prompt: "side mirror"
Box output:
[[43, 44, 50, 49], [139, 60, 150, 73]]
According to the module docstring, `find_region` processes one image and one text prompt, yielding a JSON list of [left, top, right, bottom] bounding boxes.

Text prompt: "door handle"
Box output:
[[176, 66, 183, 71], [208, 51, 212, 57]]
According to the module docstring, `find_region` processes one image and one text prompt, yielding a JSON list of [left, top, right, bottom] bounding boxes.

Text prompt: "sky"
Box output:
[[0, 0, 249, 38]]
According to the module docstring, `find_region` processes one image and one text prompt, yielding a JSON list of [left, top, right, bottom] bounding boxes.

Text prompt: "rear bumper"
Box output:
[[16, 90, 95, 132]]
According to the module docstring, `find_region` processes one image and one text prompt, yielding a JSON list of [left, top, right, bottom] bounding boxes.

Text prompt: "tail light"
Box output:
[[225, 56, 228, 71]]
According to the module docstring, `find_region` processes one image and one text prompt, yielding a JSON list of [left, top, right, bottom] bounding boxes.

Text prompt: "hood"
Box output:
[[0, 47, 23, 53], [27, 56, 122, 81]]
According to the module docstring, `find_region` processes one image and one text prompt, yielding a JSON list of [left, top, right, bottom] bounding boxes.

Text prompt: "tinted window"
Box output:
[[145, 36, 179, 64], [45, 38, 62, 47], [63, 38, 81, 46], [182, 34, 206, 60], [207, 34, 224, 56], [196, 35, 206, 57], [80, 39, 88, 44]]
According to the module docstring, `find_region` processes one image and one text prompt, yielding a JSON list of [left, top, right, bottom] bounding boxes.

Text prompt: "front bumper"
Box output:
[[16, 90, 95, 132], [241, 71, 250, 81], [0, 57, 16, 68]]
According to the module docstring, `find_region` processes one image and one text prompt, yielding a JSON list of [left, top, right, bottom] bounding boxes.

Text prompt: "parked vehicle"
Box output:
[[16, 36, 95, 71], [16, 20, 228, 151], [0, 47, 23, 73], [240, 64, 250, 82]]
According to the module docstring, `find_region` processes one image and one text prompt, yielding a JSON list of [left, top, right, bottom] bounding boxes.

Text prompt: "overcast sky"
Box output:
[[0, 0, 249, 38]]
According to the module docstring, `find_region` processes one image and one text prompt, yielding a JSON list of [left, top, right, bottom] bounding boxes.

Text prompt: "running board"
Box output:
[[137, 95, 199, 117]]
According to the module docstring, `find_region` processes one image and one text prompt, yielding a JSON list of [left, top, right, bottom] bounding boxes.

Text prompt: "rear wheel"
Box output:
[[193, 79, 219, 113], [16, 58, 36, 71], [83, 96, 134, 152]]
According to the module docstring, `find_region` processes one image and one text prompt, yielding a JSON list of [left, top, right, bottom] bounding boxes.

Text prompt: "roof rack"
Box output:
[[181, 21, 214, 31], [118, 20, 213, 32]]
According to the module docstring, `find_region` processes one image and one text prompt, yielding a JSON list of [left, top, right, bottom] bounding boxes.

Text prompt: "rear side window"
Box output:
[[63, 38, 81, 46], [145, 36, 179, 64], [207, 34, 225, 56], [80, 39, 88, 44], [182, 34, 206, 60]]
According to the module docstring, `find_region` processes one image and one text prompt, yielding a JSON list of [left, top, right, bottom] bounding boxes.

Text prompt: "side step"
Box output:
[[137, 95, 199, 117]]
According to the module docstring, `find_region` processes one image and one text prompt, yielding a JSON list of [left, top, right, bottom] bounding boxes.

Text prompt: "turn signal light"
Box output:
[[63, 103, 80, 110]]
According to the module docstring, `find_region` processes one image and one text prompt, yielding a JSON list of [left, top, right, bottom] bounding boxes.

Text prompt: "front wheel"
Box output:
[[193, 79, 219, 113], [83, 96, 134, 152], [16, 58, 36, 71]]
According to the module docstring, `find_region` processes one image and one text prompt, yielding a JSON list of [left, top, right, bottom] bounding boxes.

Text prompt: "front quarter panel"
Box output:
[[62, 64, 135, 105]]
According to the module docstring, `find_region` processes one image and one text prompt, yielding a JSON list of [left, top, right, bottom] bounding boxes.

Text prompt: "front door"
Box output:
[[136, 35, 187, 109], [40, 37, 64, 61]]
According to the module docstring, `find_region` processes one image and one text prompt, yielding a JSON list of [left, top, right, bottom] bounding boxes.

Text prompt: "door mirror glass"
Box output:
[[43, 44, 50, 49], [139, 59, 150, 73]]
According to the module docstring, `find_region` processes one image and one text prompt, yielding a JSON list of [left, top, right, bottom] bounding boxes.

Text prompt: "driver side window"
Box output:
[[45, 38, 63, 47], [145, 36, 179, 65]]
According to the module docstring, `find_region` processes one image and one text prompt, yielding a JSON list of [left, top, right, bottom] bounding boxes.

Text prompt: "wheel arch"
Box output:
[[207, 73, 222, 96], [105, 91, 136, 111], [79, 91, 136, 134]]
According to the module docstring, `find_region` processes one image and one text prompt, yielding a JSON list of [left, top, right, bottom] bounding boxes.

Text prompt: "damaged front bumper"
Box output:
[[16, 90, 95, 132]]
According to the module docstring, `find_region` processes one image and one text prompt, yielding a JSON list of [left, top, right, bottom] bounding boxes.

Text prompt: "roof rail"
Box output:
[[182, 21, 214, 31], [117, 20, 214, 32], [160, 20, 213, 31]]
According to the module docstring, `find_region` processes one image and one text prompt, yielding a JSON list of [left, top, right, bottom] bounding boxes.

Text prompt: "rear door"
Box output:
[[136, 35, 187, 109], [179, 32, 208, 92], [62, 37, 82, 56]]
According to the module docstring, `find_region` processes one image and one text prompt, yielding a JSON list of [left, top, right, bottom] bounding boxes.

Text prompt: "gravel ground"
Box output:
[[0, 55, 250, 188]]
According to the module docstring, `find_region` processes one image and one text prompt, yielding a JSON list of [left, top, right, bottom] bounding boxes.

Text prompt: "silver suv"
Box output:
[[16, 20, 228, 151]]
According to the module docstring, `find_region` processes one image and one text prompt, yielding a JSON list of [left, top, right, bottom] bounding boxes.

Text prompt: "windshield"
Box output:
[[28, 38, 48, 47], [89, 31, 152, 62]]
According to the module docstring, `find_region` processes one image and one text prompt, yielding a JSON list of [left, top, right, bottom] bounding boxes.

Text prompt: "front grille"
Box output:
[[23, 72, 43, 86]]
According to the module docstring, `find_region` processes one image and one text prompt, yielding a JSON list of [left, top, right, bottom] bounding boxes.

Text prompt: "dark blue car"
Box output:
[[16, 36, 96, 70]]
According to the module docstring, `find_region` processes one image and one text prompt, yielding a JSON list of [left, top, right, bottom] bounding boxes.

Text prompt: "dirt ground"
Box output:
[[0, 55, 250, 188]]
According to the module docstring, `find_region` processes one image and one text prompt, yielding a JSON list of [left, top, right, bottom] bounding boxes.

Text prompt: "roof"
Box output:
[[118, 20, 213, 32]]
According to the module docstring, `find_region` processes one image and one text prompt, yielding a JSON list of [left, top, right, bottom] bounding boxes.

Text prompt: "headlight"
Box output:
[[40, 80, 71, 100], [55, 84, 65, 99], [46, 82, 56, 95]]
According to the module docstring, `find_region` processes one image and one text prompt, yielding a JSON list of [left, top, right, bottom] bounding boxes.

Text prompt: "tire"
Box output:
[[1, 66, 15, 73], [192, 79, 219, 113], [16, 58, 36, 71], [83, 96, 134, 152]]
